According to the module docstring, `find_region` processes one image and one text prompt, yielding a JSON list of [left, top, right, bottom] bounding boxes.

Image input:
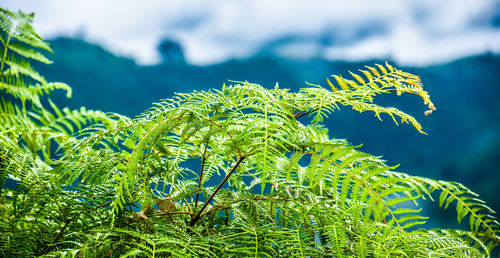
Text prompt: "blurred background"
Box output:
[[3, 0, 499, 229]]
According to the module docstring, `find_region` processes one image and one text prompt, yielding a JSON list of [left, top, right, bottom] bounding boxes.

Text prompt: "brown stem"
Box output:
[[189, 156, 245, 226], [42, 214, 78, 255]]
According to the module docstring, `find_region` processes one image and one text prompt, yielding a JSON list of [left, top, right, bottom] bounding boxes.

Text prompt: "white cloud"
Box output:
[[3, 0, 500, 66], [323, 28, 500, 66]]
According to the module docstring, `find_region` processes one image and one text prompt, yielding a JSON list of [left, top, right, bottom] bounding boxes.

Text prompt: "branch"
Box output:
[[189, 156, 245, 226], [42, 213, 78, 255]]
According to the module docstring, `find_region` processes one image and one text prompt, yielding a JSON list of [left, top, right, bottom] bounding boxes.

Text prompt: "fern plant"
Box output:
[[1, 8, 499, 257], [0, 8, 114, 257]]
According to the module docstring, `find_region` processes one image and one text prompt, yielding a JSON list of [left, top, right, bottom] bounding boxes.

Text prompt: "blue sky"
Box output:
[[4, 0, 500, 66]]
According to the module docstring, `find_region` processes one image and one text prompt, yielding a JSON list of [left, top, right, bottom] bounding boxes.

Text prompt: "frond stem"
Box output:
[[293, 88, 423, 120], [0, 20, 17, 75], [200, 197, 295, 218], [194, 143, 209, 209]]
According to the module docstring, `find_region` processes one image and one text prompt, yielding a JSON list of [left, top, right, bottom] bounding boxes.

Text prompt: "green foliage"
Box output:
[[1, 8, 499, 257], [0, 9, 108, 162]]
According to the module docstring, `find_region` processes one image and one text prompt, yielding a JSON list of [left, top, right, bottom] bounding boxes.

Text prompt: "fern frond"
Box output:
[[299, 62, 436, 132], [3, 52, 46, 83], [6, 41, 51, 64], [0, 97, 31, 130], [0, 135, 32, 193], [415, 175, 499, 238]]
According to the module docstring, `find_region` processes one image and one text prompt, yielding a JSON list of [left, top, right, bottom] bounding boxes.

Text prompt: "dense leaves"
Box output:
[[1, 8, 499, 257]]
